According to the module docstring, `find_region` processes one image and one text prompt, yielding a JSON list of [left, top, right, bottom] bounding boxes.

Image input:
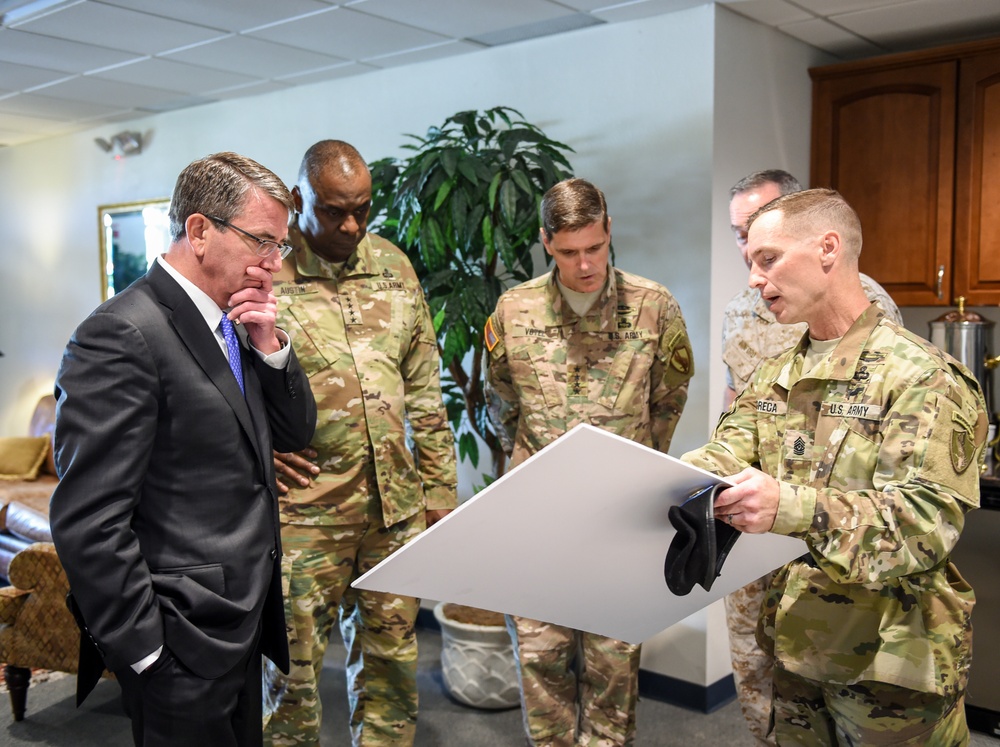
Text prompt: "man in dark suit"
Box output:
[[49, 152, 317, 747]]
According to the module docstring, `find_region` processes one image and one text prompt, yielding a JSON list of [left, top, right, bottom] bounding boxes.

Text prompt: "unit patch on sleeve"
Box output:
[[484, 316, 499, 352]]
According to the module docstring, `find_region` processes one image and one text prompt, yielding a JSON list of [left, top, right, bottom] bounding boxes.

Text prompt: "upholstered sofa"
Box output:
[[0, 394, 58, 577], [0, 394, 81, 721]]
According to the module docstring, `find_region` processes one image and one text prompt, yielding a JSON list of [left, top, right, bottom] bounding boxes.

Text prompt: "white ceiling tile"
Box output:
[[0, 28, 141, 72], [365, 40, 484, 68], [793, 0, 912, 14], [274, 61, 381, 84], [592, 0, 706, 23], [0, 60, 72, 89], [469, 12, 602, 45], [138, 94, 219, 113], [555, 0, 623, 10], [205, 80, 293, 100], [346, 0, 570, 39], [12, 2, 227, 55], [162, 36, 348, 78], [28, 76, 188, 109], [777, 17, 885, 57], [247, 6, 448, 60], [91, 58, 259, 95], [718, 0, 812, 26], [834, 0, 1000, 50], [0, 91, 127, 120], [97, 0, 336, 33]]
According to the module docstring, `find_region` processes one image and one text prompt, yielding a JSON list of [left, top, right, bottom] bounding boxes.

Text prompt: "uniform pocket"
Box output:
[[281, 310, 335, 378], [597, 344, 653, 415]]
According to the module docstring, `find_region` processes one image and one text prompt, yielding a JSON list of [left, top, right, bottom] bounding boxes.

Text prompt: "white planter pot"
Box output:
[[433, 602, 520, 710]]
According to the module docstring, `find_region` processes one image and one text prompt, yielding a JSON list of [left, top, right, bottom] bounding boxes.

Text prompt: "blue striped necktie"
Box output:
[[219, 314, 245, 395]]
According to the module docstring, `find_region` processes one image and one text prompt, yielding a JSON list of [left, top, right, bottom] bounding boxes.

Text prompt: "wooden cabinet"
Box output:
[[811, 38, 1000, 306]]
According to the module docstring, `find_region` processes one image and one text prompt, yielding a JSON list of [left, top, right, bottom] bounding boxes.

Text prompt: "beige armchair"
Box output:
[[0, 542, 78, 720], [0, 394, 86, 721]]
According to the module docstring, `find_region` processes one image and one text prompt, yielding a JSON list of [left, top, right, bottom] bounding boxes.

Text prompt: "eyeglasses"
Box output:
[[204, 215, 294, 259]]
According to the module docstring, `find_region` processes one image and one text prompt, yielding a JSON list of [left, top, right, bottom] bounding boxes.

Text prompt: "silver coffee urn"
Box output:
[[931, 297, 1000, 737], [929, 296, 1000, 422]]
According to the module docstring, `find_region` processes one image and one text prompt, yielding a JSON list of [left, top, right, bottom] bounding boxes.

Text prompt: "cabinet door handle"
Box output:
[[937, 264, 945, 300]]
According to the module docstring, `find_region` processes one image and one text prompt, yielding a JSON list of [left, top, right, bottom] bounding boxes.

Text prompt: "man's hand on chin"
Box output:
[[229, 266, 281, 354]]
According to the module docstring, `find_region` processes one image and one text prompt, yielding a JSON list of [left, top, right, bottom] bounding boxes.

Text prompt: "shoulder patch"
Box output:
[[951, 419, 977, 475], [670, 345, 691, 375], [484, 316, 499, 352]]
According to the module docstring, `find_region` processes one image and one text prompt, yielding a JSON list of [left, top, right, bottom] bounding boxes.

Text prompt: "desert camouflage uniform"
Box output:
[[265, 227, 458, 747], [719, 275, 901, 745], [685, 303, 987, 745], [486, 267, 693, 746]]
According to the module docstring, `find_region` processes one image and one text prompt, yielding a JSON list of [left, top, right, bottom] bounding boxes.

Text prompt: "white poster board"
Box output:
[[354, 424, 805, 643]]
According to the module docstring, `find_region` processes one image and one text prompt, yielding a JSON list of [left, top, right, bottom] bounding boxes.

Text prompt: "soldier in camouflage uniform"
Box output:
[[719, 171, 902, 745], [684, 188, 987, 746], [485, 178, 693, 747], [264, 141, 458, 747]]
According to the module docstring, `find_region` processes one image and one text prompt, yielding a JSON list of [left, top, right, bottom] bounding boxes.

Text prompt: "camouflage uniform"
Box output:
[[265, 227, 458, 747], [486, 267, 693, 746], [722, 273, 900, 394], [685, 303, 987, 745], [719, 275, 901, 745]]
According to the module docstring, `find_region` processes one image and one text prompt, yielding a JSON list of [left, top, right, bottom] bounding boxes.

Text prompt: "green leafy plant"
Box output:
[[369, 106, 574, 481]]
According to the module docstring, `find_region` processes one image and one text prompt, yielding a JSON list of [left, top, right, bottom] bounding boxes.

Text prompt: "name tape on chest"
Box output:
[[820, 401, 882, 421], [510, 325, 650, 342], [371, 280, 405, 291], [756, 399, 788, 415], [276, 284, 313, 296]]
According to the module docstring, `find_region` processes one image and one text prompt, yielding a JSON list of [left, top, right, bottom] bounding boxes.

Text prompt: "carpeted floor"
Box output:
[[0, 630, 998, 746]]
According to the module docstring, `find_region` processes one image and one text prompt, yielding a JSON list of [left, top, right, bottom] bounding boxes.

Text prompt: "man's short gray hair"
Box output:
[[729, 170, 802, 200], [169, 152, 293, 241]]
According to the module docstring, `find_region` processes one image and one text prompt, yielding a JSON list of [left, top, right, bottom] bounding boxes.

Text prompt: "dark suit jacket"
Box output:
[[50, 261, 316, 686]]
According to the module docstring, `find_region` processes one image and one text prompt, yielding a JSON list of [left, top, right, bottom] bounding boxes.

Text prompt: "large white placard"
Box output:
[[353, 424, 805, 643]]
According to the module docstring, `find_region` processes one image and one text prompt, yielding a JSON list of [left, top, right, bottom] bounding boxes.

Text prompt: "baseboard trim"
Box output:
[[966, 703, 1000, 737], [638, 669, 735, 713], [416, 608, 736, 714], [417, 607, 441, 631]]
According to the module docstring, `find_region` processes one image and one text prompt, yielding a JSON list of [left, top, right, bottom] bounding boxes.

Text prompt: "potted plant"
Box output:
[[369, 105, 574, 484], [432, 602, 519, 709], [369, 106, 575, 708]]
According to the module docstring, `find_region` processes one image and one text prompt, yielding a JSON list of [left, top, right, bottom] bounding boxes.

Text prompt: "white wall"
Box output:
[[665, 6, 836, 688], [0, 3, 833, 688]]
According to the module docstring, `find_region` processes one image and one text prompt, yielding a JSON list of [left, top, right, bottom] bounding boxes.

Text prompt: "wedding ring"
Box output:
[[727, 514, 734, 523]]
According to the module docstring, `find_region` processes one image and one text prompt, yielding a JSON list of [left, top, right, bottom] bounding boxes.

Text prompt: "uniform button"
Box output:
[[270, 547, 278, 560]]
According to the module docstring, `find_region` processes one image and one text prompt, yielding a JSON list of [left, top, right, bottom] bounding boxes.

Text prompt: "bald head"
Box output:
[[298, 140, 369, 185], [294, 140, 373, 263]]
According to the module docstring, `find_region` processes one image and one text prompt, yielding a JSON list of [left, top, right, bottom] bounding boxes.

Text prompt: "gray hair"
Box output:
[[169, 152, 293, 241], [729, 169, 802, 199]]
